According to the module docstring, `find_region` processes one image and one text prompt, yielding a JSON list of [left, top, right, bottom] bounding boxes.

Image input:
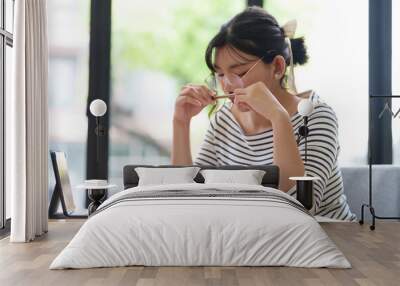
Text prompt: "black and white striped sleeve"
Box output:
[[293, 105, 340, 213], [193, 115, 218, 166]]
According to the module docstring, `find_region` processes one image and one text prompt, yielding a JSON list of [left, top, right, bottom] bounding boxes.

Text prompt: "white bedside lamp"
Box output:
[[298, 98, 314, 116], [290, 98, 320, 210], [297, 98, 314, 163], [89, 99, 107, 162], [90, 99, 107, 117]]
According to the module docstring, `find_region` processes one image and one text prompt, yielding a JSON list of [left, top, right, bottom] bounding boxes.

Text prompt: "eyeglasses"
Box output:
[[204, 57, 264, 114]]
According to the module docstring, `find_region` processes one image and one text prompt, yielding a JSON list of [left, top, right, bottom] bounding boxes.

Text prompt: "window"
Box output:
[[267, 0, 369, 165], [109, 0, 246, 184], [1, 0, 14, 231], [47, 0, 90, 210]]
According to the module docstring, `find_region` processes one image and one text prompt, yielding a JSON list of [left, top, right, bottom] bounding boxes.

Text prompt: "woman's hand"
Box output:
[[173, 84, 216, 124], [233, 82, 288, 121]]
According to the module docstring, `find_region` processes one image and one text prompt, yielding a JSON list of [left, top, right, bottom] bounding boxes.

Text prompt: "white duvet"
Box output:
[[50, 183, 351, 269]]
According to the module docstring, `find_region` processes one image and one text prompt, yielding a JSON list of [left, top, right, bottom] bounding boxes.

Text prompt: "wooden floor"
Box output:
[[0, 220, 399, 286]]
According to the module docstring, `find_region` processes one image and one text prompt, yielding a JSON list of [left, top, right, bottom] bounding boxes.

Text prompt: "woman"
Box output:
[[171, 6, 356, 221]]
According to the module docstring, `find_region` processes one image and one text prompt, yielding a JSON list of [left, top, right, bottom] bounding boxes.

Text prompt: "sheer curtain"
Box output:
[[6, 0, 48, 242]]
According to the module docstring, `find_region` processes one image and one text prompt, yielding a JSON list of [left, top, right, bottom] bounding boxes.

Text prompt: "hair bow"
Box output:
[[281, 19, 297, 39]]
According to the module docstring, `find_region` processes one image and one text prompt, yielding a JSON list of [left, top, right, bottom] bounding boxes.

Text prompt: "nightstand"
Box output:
[[289, 176, 320, 210], [76, 183, 117, 215]]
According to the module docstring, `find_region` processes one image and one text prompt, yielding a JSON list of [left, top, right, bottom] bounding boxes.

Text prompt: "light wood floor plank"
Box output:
[[0, 221, 399, 286]]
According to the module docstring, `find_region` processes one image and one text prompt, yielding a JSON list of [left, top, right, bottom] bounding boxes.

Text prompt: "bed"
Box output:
[[49, 165, 351, 269]]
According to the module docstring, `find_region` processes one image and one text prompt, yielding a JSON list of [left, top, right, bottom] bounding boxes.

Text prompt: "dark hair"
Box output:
[[205, 6, 309, 85]]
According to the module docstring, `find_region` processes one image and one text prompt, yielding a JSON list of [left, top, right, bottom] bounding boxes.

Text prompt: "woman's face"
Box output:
[[214, 46, 279, 112]]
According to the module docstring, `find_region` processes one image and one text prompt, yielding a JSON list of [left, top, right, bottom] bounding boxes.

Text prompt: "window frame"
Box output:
[[0, 0, 13, 235], [85, 0, 392, 206], [84, 1, 264, 184]]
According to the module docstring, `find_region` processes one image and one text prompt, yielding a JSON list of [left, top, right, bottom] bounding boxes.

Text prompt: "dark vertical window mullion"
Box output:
[[0, 42, 3, 229], [0, 0, 14, 235], [85, 0, 111, 196], [369, 0, 392, 164], [247, 0, 263, 7], [1, 0, 5, 229]]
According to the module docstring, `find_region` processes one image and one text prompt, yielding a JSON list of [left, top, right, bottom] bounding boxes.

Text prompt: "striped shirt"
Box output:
[[194, 92, 357, 221]]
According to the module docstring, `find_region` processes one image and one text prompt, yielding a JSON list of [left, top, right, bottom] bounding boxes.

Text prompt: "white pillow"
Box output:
[[200, 169, 266, 185], [135, 167, 201, 186]]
